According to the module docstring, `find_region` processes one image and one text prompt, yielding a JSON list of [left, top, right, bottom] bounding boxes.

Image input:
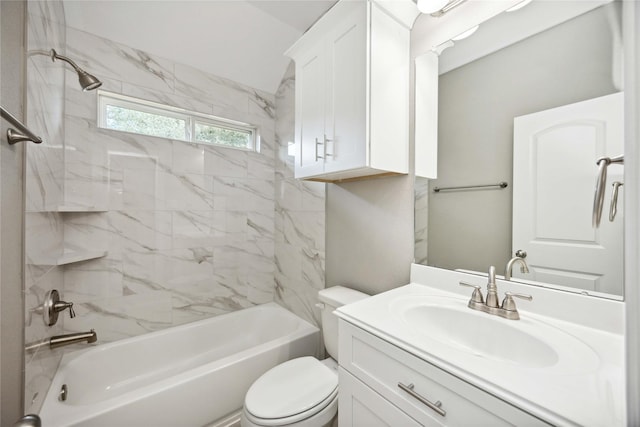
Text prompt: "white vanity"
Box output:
[[336, 264, 624, 426]]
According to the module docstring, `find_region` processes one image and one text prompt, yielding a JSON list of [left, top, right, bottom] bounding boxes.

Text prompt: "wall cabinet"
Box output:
[[285, 0, 418, 182], [338, 320, 552, 426]]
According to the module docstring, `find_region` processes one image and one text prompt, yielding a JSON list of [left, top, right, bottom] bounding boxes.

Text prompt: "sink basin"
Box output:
[[402, 304, 558, 368], [390, 295, 600, 373]]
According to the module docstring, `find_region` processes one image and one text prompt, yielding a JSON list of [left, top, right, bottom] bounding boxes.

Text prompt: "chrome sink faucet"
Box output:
[[460, 266, 532, 320], [505, 256, 529, 281]]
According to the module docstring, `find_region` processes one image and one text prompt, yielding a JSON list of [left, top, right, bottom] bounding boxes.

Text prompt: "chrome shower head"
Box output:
[[50, 48, 102, 91]]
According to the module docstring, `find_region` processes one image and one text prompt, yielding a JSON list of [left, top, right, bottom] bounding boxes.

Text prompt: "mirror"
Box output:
[[414, 0, 624, 298]]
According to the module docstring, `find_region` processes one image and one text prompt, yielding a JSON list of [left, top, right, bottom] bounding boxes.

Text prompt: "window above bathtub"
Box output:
[[97, 90, 257, 151]]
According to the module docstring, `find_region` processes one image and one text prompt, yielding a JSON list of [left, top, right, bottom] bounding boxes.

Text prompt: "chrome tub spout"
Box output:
[[50, 330, 97, 349], [26, 330, 97, 352]]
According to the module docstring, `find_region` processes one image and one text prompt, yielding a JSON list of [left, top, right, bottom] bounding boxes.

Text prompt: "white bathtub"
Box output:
[[39, 303, 320, 426]]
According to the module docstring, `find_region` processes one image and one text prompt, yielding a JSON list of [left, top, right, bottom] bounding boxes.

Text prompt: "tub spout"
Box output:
[[50, 330, 97, 349], [26, 329, 98, 352]]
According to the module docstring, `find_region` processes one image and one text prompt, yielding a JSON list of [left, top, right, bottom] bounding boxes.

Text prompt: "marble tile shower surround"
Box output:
[[24, 0, 67, 414], [60, 26, 280, 343], [274, 63, 326, 328], [23, 11, 328, 413]]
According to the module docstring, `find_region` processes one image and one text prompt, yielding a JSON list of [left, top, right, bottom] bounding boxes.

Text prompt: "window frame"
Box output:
[[97, 90, 258, 152]]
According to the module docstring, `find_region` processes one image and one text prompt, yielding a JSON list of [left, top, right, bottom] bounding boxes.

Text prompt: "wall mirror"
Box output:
[[414, 0, 624, 299]]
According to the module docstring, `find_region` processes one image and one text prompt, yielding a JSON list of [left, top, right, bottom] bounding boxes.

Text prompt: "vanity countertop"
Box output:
[[336, 265, 625, 426]]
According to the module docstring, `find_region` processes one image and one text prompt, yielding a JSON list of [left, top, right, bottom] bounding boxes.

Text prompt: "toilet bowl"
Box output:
[[241, 357, 338, 427], [241, 286, 368, 427]]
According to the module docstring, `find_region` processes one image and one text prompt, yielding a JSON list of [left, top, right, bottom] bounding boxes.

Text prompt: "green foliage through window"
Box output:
[[105, 105, 187, 140], [195, 122, 251, 148], [99, 91, 256, 151]]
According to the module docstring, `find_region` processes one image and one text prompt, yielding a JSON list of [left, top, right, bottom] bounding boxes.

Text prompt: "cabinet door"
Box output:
[[324, 5, 367, 174], [295, 44, 326, 178], [339, 367, 422, 427]]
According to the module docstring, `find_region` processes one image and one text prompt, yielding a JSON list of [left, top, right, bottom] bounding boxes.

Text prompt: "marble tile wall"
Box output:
[[61, 27, 278, 343], [24, 0, 67, 414], [414, 176, 430, 265], [273, 63, 326, 328], [23, 10, 329, 413]]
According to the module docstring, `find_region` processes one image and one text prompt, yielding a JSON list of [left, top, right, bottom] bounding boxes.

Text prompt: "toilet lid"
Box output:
[[245, 357, 338, 420]]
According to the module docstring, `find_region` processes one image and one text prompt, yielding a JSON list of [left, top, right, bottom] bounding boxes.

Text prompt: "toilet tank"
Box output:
[[318, 286, 368, 360]]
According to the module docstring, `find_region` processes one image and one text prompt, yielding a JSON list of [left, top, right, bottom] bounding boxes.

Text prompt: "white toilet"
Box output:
[[241, 286, 368, 427]]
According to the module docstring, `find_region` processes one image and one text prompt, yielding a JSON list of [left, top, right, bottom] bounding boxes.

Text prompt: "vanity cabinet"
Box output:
[[338, 320, 551, 426], [285, 0, 418, 182]]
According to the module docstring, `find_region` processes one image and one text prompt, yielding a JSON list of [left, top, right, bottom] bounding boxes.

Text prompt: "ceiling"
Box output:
[[63, 0, 336, 94]]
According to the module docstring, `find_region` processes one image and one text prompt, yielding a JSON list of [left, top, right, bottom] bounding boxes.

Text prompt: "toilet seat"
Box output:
[[244, 357, 338, 426]]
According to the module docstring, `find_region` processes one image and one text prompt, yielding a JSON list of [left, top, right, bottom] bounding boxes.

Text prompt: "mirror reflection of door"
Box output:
[[512, 92, 623, 295], [418, 1, 625, 297]]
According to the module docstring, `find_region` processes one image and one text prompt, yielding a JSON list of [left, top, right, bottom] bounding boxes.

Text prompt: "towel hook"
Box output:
[[593, 155, 623, 227]]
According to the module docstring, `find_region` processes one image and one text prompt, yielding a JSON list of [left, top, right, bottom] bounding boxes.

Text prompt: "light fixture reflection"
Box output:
[[416, 0, 449, 14]]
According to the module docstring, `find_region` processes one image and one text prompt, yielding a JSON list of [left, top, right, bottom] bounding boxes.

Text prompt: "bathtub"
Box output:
[[39, 303, 320, 426]]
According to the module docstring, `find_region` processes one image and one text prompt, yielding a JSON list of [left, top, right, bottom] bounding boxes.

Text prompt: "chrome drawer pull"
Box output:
[[397, 382, 446, 417], [315, 137, 324, 160]]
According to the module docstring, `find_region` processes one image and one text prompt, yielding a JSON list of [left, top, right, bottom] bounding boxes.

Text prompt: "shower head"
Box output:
[[50, 49, 102, 91]]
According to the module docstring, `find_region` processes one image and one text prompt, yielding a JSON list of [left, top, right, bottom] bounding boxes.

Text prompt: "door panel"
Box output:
[[325, 11, 366, 174], [295, 46, 325, 178], [512, 92, 623, 294]]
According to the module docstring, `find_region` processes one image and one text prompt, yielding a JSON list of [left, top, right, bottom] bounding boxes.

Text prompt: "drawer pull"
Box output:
[[397, 382, 446, 417]]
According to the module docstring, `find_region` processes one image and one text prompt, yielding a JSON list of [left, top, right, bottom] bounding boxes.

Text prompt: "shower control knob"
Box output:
[[40, 290, 76, 326]]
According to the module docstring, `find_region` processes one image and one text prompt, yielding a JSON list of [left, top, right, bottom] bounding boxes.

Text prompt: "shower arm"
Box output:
[[48, 48, 102, 91], [50, 49, 83, 74], [592, 155, 624, 228]]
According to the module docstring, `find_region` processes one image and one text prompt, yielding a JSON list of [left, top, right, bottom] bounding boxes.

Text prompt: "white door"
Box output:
[[512, 92, 623, 294]]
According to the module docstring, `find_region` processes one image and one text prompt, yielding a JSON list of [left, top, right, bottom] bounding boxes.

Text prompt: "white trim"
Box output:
[[624, 0, 640, 424], [97, 90, 257, 151]]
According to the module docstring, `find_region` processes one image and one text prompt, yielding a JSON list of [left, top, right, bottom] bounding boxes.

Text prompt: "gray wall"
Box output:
[[426, 4, 619, 274], [326, 175, 414, 295], [1, 0, 26, 422]]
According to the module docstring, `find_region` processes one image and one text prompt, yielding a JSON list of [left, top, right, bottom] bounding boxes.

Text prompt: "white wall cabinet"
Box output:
[[286, 0, 418, 182], [338, 320, 552, 426]]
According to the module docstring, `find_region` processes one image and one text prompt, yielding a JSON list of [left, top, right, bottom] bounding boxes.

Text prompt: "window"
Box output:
[[98, 90, 257, 151]]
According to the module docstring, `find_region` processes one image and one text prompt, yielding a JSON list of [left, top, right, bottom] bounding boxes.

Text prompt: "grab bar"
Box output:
[[0, 106, 43, 144], [592, 155, 623, 227], [433, 181, 508, 193]]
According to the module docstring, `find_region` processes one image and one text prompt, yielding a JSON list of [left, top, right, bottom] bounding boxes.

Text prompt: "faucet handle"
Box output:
[[459, 281, 484, 304], [67, 303, 76, 319], [501, 292, 533, 311], [54, 301, 75, 319]]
